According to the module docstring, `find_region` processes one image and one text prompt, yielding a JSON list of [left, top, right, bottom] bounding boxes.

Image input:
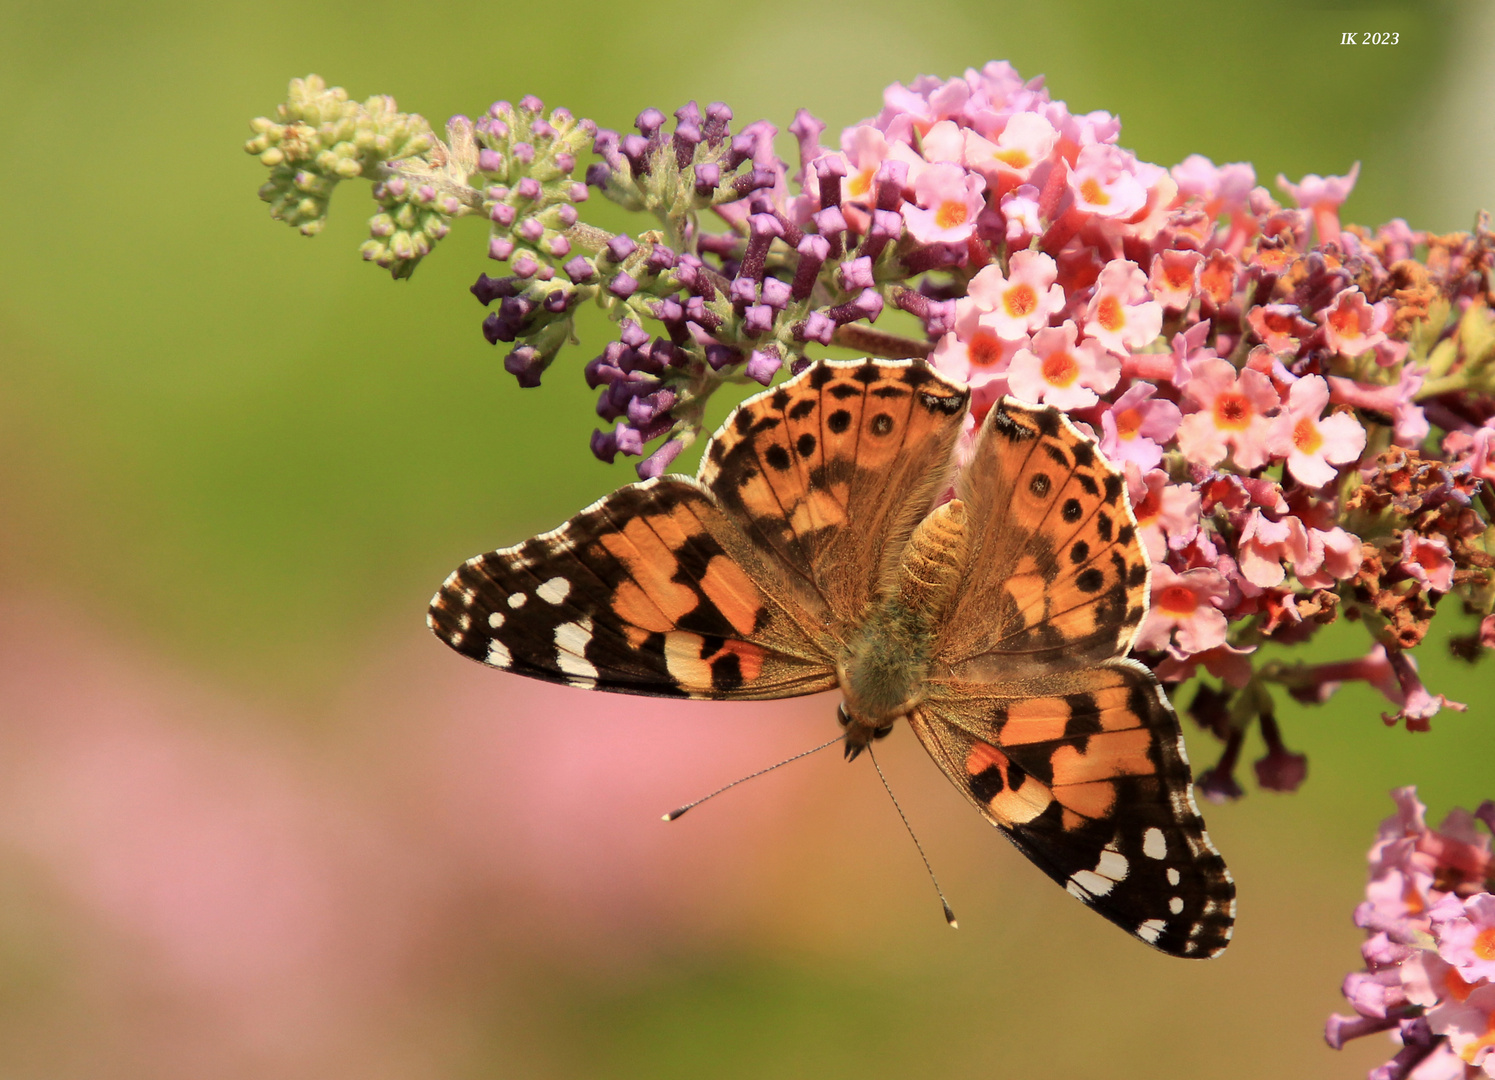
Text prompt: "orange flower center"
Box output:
[[1115, 407, 1143, 440], [968, 330, 1004, 368], [995, 148, 1031, 169], [935, 200, 969, 229], [1460, 1015, 1495, 1065], [847, 168, 874, 200], [1164, 262, 1193, 290], [1201, 263, 1234, 304], [1213, 391, 1251, 430], [1003, 283, 1037, 318], [1157, 585, 1198, 615], [1329, 305, 1362, 338], [1079, 177, 1109, 206], [1132, 489, 1160, 524], [1096, 294, 1125, 333], [1447, 966, 1477, 1003], [1476, 926, 1495, 961], [1292, 416, 1323, 454], [1041, 350, 1080, 387]]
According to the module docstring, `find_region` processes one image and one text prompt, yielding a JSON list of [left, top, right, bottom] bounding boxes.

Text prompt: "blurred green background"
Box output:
[[1, 0, 1492, 1076]]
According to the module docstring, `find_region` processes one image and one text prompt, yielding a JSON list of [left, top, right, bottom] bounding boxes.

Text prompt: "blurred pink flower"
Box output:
[[1082, 259, 1162, 354], [1134, 565, 1230, 655], [1277, 162, 1359, 243], [1432, 893, 1495, 984]]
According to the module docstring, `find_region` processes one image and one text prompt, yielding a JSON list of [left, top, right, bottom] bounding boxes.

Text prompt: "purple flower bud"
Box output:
[[704, 344, 743, 370], [569, 181, 590, 202], [620, 319, 650, 348], [488, 100, 511, 119], [590, 426, 619, 464], [489, 120, 510, 140], [384, 177, 407, 199], [648, 244, 677, 273], [416, 184, 436, 203], [725, 133, 755, 171], [490, 203, 516, 226], [621, 133, 651, 174], [730, 276, 758, 307], [789, 109, 827, 177], [824, 289, 883, 325], [515, 177, 541, 201], [606, 234, 638, 263], [614, 423, 646, 456], [518, 218, 544, 242], [636, 438, 684, 480], [438, 196, 462, 216], [636, 108, 666, 139], [513, 253, 539, 278], [489, 236, 515, 261], [653, 339, 686, 368], [791, 236, 829, 302], [653, 297, 684, 324], [519, 94, 544, 113], [814, 155, 846, 210], [586, 163, 612, 189], [900, 242, 965, 275], [481, 312, 502, 344], [609, 272, 638, 299], [556, 152, 575, 173], [745, 347, 782, 385], [732, 167, 778, 197], [704, 102, 732, 144], [543, 290, 569, 313], [839, 256, 875, 290], [859, 209, 903, 263], [875, 159, 909, 211], [537, 265, 554, 281], [694, 162, 721, 196], [584, 351, 624, 388], [1324, 1014, 1398, 1050], [674, 122, 703, 171], [470, 273, 518, 305], [796, 310, 835, 345], [487, 185, 510, 200], [530, 118, 556, 140], [761, 276, 792, 309], [685, 295, 723, 332], [564, 256, 595, 282], [628, 387, 677, 426], [478, 148, 504, 172], [504, 345, 544, 388], [548, 236, 571, 257], [744, 304, 774, 336]]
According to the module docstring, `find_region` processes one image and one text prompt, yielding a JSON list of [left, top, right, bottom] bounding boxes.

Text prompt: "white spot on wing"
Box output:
[[508, 593, 527, 609], [1096, 849, 1129, 881], [1169, 897, 1184, 915], [1067, 870, 1115, 898], [1143, 828, 1167, 860], [1136, 918, 1166, 944], [555, 618, 597, 687], [485, 640, 512, 667], [488, 611, 505, 628], [1167, 868, 1181, 887], [537, 576, 571, 604]]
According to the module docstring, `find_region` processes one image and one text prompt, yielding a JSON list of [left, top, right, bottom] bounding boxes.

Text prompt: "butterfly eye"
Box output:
[[872, 723, 894, 741], [836, 703, 853, 728]]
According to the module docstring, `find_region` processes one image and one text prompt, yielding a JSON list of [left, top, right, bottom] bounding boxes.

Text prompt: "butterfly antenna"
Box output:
[[868, 745, 958, 929], [662, 734, 845, 822]]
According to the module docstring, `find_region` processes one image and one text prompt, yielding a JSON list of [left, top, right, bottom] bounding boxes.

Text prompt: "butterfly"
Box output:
[[428, 357, 1235, 957]]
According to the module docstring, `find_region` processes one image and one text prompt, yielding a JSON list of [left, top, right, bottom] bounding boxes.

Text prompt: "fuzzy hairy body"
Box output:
[[838, 499, 968, 753]]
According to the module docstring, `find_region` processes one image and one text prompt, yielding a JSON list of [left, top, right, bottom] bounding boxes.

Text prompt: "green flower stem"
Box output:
[[832, 324, 933, 360]]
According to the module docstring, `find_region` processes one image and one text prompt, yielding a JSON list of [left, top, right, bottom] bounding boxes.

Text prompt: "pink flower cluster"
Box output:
[[1329, 788, 1495, 1080], [824, 63, 1495, 793]]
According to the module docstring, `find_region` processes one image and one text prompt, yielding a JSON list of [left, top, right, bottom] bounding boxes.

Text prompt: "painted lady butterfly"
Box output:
[[428, 358, 1235, 957]]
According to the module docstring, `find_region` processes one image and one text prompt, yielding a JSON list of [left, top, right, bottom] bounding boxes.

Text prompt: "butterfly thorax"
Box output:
[[837, 499, 969, 755]]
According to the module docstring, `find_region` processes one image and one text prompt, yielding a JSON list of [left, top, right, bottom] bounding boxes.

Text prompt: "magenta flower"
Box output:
[[1176, 357, 1280, 469], [1277, 162, 1360, 243], [1428, 983, 1495, 1075], [1007, 321, 1119, 409], [1082, 259, 1163, 355], [1401, 532, 1456, 593], [1322, 286, 1391, 357], [966, 250, 1065, 338], [904, 161, 985, 244], [1268, 374, 1367, 487], [1099, 383, 1182, 471], [1134, 565, 1230, 656]]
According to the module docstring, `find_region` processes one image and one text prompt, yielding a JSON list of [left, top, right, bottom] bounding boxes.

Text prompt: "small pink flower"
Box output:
[[1134, 564, 1230, 655], [1083, 259, 1163, 354], [1277, 162, 1360, 244], [1268, 375, 1367, 487], [1321, 287, 1391, 357], [999, 184, 1042, 244], [1236, 510, 1310, 588], [1401, 532, 1456, 593], [917, 119, 966, 164], [1432, 893, 1495, 985], [1428, 982, 1495, 1074], [904, 162, 986, 244], [1068, 143, 1147, 219], [963, 111, 1057, 185], [1099, 384, 1182, 471], [838, 124, 890, 210], [1247, 303, 1316, 354], [1176, 357, 1280, 469], [1147, 250, 1203, 310], [966, 250, 1065, 338], [1199, 249, 1239, 306], [1007, 321, 1119, 409], [928, 308, 1024, 391], [1126, 465, 1200, 563], [1297, 526, 1363, 588], [1171, 154, 1256, 217], [1444, 420, 1495, 482]]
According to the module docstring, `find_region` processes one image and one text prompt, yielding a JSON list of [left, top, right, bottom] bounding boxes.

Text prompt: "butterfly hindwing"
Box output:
[[909, 661, 1235, 957], [428, 475, 838, 699], [700, 358, 969, 635], [941, 398, 1148, 674]]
